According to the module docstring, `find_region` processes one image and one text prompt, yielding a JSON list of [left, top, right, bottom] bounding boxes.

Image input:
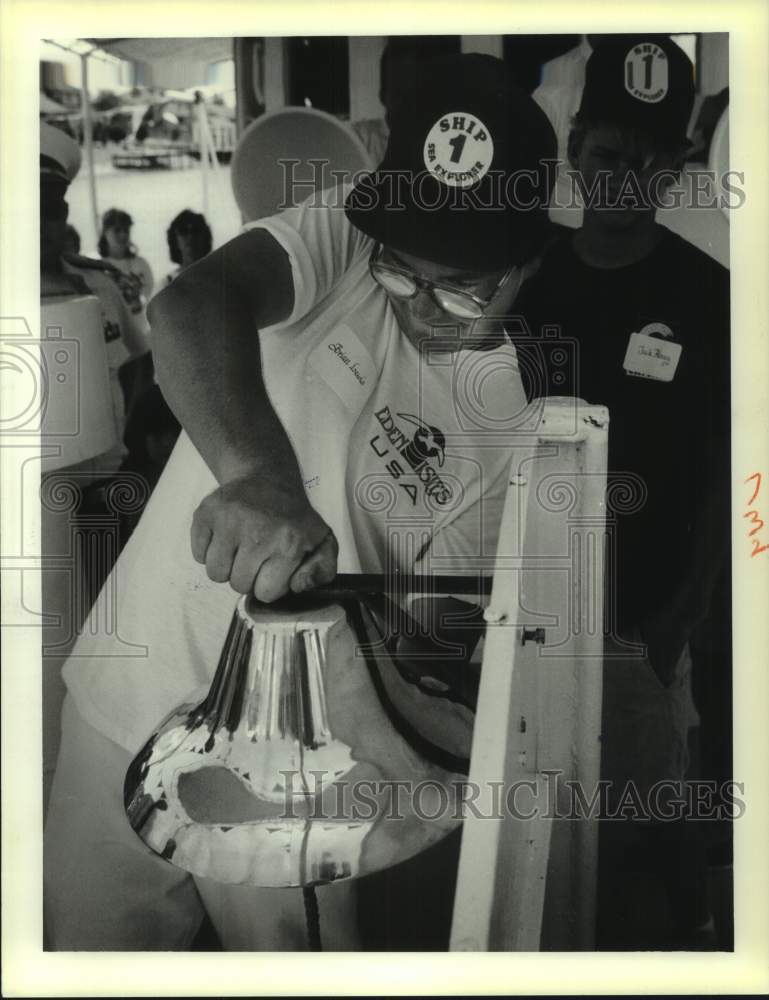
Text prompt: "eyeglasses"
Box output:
[[369, 243, 518, 321]]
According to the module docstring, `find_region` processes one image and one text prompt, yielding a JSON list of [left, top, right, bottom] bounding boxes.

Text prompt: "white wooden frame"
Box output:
[[450, 398, 609, 951]]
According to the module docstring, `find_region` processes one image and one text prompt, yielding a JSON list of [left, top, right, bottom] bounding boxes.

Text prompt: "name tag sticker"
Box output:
[[308, 325, 376, 409], [623, 332, 682, 381]]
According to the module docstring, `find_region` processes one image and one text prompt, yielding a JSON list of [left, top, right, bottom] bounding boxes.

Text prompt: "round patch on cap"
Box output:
[[423, 112, 494, 188], [624, 43, 669, 104]]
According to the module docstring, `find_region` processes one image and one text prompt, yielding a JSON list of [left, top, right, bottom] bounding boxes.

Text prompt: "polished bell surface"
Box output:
[[124, 586, 473, 888]]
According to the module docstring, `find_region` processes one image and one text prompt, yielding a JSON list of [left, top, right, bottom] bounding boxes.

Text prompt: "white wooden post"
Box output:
[[450, 399, 608, 951]]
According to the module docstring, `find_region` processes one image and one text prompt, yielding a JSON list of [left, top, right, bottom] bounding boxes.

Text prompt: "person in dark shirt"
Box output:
[[517, 222, 729, 650], [513, 35, 730, 948]]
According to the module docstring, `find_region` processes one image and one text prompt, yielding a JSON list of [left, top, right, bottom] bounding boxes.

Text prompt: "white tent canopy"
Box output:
[[84, 38, 232, 62], [68, 37, 234, 243], [85, 37, 233, 65], [84, 37, 233, 89]]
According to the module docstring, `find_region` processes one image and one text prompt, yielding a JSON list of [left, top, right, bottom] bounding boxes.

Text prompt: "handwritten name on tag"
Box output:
[[308, 325, 376, 409], [623, 331, 682, 381]]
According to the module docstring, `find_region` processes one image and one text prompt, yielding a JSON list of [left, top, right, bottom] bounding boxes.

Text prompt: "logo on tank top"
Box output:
[[369, 406, 453, 506]]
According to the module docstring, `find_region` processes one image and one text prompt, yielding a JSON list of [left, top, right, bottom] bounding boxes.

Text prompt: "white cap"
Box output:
[[40, 120, 81, 183]]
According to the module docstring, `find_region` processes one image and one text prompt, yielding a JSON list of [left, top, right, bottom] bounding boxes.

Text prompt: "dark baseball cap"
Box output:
[[345, 53, 557, 271], [577, 35, 695, 145]]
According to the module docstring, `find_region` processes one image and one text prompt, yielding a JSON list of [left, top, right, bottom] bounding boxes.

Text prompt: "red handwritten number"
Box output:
[[744, 473, 768, 557], [745, 472, 761, 506]]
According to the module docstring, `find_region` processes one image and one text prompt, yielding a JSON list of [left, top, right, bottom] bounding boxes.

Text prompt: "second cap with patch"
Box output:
[[577, 35, 695, 144]]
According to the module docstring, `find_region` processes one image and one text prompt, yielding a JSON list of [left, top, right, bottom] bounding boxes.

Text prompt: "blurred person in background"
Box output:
[[40, 121, 154, 779], [98, 207, 155, 316], [164, 209, 213, 285], [41, 123, 152, 479]]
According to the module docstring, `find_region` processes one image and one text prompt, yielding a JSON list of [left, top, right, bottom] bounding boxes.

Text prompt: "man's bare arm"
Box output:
[[148, 227, 337, 601], [148, 227, 295, 482]]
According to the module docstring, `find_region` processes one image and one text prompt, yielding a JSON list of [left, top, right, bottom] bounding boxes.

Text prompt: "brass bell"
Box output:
[[124, 577, 479, 889]]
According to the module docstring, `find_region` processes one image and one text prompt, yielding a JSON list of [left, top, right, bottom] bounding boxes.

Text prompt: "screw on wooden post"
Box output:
[[521, 627, 546, 646]]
